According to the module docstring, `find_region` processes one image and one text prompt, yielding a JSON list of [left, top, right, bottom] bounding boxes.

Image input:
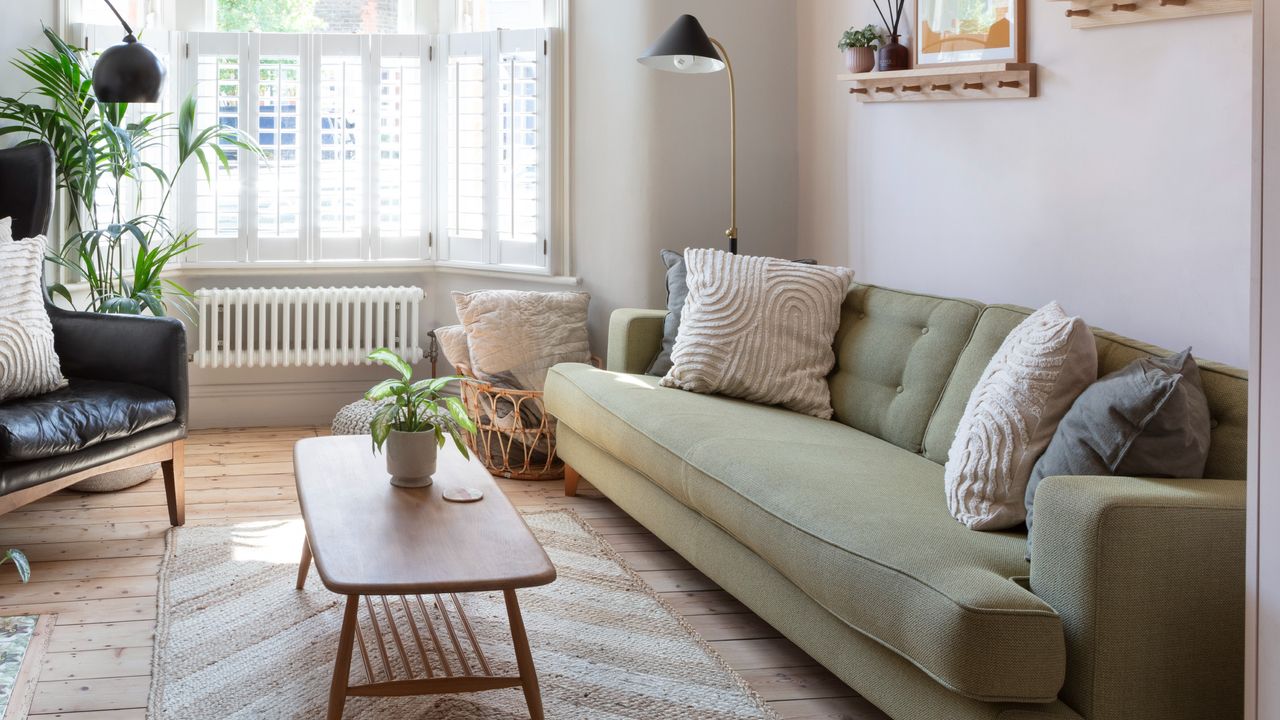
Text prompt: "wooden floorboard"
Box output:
[[0, 426, 887, 719]]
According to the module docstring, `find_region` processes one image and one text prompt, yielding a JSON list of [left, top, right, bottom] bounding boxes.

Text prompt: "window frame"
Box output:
[[64, 0, 570, 279]]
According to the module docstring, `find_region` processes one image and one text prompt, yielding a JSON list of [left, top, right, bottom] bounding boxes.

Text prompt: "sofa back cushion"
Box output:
[[923, 305, 1249, 480], [828, 284, 982, 453]]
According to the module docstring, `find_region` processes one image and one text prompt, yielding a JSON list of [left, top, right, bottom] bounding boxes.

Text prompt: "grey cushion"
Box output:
[[645, 250, 817, 377], [645, 249, 688, 377], [1025, 348, 1212, 553]]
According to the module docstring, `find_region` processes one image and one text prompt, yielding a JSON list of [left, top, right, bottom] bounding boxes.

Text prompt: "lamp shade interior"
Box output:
[[638, 14, 725, 74]]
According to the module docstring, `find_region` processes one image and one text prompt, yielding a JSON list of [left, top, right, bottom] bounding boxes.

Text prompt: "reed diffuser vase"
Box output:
[[872, 0, 910, 71], [878, 34, 909, 71]]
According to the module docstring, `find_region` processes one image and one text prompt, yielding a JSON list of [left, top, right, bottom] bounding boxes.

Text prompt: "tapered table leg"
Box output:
[[297, 536, 313, 590], [504, 589, 544, 720], [327, 595, 359, 720]]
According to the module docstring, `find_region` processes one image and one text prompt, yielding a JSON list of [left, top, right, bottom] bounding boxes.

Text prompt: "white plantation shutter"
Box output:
[[374, 36, 431, 261], [314, 35, 369, 261], [174, 25, 553, 272], [187, 32, 246, 263], [439, 28, 549, 271], [496, 29, 546, 268], [253, 35, 305, 262], [442, 32, 488, 264]]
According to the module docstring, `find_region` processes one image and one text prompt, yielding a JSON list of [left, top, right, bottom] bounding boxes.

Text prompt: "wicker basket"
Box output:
[[454, 359, 599, 481]]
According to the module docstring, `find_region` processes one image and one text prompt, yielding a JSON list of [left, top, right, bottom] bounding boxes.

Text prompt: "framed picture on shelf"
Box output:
[[914, 0, 1026, 67]]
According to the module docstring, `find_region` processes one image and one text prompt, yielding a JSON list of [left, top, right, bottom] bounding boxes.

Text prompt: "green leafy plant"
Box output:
[[0, 26, 261, 319], [364, 349, 478, 458], [838, 24, 883, 50], [2, 549, 30, 584]]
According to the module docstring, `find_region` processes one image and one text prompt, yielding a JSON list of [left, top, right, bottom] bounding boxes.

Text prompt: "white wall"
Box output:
[[0, 2, 58, 96], [798, 0, 1252, 367], [572, 0, 799, 352]]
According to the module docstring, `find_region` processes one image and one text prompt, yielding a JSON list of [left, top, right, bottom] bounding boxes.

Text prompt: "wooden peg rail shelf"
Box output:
[[839, 63, 1037, 103], [1050, 0, 1248, 28]]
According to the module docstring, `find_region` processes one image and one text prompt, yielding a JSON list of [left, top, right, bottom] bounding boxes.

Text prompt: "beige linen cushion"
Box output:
[[944, 302, 1097, 530], [434, 324, 472, 372], [0, 233, 67, 402], [660, 248, 855, 419], [451, 290, 590, 392]]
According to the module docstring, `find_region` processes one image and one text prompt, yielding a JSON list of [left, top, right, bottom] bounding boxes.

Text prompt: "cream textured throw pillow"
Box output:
[[0, 236, 67, 402], [452, 290, 590, 391], [944, 302, 1097, 530], [661, 248, 854, 419]]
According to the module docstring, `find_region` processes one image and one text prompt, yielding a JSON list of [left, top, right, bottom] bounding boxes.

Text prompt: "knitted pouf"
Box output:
[[331, 399, 389, 436]]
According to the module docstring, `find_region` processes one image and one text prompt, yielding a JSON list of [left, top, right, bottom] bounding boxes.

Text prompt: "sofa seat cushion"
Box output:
[[546, 363, 1066, 702], [0, 378, 177, 462]]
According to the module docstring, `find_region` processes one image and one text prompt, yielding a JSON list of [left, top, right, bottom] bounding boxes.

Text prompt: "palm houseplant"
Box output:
[[0, 27, 258, 493], [0, 26, 259, 319], [365, 349, 477, 488]]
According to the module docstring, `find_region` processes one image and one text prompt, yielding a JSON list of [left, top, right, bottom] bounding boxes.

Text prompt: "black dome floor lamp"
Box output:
[[639, 14, 738, 255], [92, 0, 166, 103]]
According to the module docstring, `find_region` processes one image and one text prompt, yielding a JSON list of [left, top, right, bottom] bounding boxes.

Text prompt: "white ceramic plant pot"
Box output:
[[386, 430, 438, 488]]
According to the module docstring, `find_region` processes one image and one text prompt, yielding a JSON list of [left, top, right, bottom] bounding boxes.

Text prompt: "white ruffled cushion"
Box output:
[[943, 302, 1097, 530]]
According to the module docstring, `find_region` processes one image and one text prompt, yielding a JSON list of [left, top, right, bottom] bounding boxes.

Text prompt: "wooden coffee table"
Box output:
[[293, 435, 557, 720]]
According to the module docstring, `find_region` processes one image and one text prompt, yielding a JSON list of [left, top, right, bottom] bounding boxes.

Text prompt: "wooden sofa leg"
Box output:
[[162, 440, 186, 526], [564, 465, 581, 497]]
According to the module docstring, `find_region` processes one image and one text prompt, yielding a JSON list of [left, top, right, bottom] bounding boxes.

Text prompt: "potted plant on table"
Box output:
[[365, 349, 477, 488], [838, 24, 882, 74]]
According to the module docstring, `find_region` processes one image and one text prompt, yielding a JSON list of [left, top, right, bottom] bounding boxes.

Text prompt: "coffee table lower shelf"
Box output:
[[299, 545, 544, 720]]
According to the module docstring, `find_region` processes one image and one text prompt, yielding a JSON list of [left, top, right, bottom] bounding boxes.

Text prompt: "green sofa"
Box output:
[[543, 283, 1247, 720]]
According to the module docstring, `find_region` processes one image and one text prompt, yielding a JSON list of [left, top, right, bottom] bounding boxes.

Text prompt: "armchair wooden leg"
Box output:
[[564, 464, 581, 497], [162, 440, 186, 527]]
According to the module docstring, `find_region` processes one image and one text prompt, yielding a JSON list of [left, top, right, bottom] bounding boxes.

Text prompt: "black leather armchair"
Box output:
[[0, 143, 186, 524]]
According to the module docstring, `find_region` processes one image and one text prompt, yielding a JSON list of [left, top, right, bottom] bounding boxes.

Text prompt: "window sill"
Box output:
[[169, 261, 581, 286]]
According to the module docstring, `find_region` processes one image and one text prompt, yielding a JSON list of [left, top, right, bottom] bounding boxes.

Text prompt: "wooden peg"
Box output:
[[962, 82, 985, 90], [875, 86, 895, 94], [849, 87, 868, 95], [1065, 7, 1091, 16], [1112, 2, 1138, 10], [931, 83, 952, 91], [902, 85, 922, 92], [997, 80, 1021, 89], [1159, 0, 1186, 5]]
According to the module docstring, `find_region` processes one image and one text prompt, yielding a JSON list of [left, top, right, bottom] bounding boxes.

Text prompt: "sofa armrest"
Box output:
[[47, 306, 189, 426], [607, 309, 667, 374], [1029, 475, 1245, 720]]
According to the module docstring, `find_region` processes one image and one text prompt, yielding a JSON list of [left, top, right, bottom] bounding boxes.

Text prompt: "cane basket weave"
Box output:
[[455, 358, 600, 481]]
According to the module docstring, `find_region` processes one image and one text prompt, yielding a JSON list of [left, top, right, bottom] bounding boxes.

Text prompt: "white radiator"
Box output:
[[193, 287, 425, 369]]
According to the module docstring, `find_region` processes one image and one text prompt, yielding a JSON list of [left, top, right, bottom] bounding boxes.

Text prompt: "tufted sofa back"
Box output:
[[830, 286, 1250, 480], [828, 285, 983, 454]]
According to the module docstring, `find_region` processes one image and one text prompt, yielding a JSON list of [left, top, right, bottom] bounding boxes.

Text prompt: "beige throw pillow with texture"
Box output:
[[944, 302, 1097, 530], [661, 248, 854, 419], [1, 236, 67, 402], [434, 324, 472, 373], [452, 290, 590, 392]]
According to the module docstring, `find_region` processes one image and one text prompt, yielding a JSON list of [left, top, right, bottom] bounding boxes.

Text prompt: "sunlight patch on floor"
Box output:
[[230, 519, 306, 565]]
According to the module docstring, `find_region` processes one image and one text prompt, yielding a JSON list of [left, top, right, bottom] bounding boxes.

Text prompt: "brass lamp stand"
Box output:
[[639, 15, 739, 255]]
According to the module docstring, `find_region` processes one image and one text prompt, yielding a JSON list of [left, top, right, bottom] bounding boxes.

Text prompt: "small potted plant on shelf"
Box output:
[[838, 24, 882, 74], [365, 349, 476, 488]]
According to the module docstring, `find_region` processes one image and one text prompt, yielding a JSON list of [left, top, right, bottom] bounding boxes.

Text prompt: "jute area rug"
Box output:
[[148, 509, 779, 719]]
